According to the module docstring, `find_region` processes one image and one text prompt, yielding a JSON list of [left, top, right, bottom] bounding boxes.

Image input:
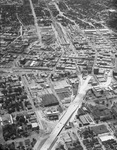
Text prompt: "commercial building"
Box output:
[[113, 53, 117, 80]]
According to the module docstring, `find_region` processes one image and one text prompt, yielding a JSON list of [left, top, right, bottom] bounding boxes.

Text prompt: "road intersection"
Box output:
[[34, 69, 112, 150]]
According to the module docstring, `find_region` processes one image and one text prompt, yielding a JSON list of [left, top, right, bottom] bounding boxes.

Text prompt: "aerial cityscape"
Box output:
[[0, 0, 117, 150]]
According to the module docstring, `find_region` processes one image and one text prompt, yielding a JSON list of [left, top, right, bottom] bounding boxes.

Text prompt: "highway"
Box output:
[[33, 75, 92, 150], [28, 0, 41, 43], [33, 1, 113, 150], [33, 2, 96, 150], [45, 0, 68, 45], [34, 70, 112, 150]]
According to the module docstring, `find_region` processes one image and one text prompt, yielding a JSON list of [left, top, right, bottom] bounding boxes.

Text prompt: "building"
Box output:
[[94, 67, 99, 75], [113, 53, 117, 80], [41, 94, 59, 107]]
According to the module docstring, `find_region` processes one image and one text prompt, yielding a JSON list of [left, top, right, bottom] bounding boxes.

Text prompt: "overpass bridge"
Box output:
[[33, 75, 92, 150], [33, 71, 112, 150]]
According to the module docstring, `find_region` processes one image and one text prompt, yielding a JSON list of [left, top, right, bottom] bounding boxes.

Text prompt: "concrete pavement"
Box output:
[[34, 76, 92, 150], [28, 0, 41, 43]]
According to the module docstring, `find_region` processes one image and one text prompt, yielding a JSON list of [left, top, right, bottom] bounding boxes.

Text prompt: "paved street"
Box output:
[[35, 75, 92, 150], [1, 0, 117, 150], [29, 0, 41, 43]]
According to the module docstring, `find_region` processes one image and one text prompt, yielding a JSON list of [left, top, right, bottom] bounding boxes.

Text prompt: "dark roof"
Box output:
[[41, 94, 59, 107]]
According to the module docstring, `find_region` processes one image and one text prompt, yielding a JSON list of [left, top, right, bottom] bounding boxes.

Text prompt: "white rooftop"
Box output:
[[99, 135, 115, 142]]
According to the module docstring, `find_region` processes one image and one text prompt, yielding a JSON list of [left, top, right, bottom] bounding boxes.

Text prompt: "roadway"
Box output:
[[34, 69, 112, 150], [28, 0, 41, 43], [34, 75, 92, 150], [45, 0, 68, 45], [33, 1, 95, 150], [33, 1, 113, 150], [53, 3, 98, 76], [21, 74, 44, 130]]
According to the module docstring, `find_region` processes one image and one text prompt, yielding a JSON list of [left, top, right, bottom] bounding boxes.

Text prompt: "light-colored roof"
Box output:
[[99, 135, 114, 142], [32, 122, 38, 128]]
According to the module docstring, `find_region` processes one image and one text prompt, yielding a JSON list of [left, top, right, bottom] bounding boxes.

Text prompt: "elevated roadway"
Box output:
[[34, 70, 112, 150], [33, 1, 113, 149], [34, 75, 92, 150]]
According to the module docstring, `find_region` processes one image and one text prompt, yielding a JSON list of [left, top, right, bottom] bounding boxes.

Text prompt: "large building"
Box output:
[[113, 53, 117, 79]]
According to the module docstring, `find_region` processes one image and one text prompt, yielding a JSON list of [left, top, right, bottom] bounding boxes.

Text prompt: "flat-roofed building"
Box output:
[[41, 94, 59, 107], [113, 53, 117, 79]]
